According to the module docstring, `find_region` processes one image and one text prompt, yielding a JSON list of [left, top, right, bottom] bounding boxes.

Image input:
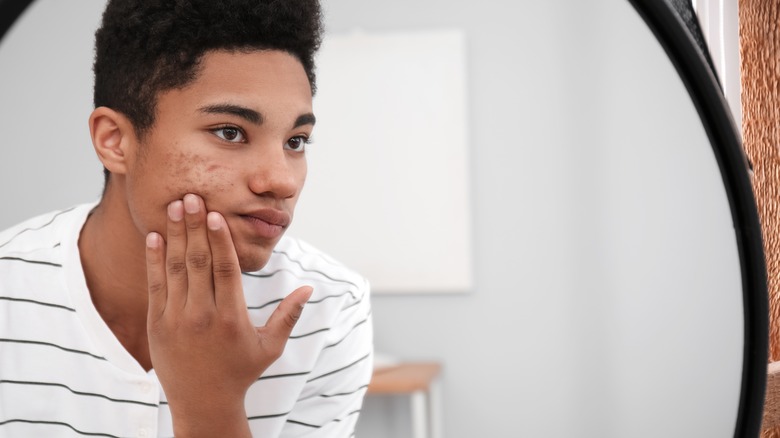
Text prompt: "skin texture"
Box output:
[[79, 49, 315, 437]]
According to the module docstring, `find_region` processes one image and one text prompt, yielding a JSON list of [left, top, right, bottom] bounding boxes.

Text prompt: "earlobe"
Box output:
[[89, 107, 135, 175]]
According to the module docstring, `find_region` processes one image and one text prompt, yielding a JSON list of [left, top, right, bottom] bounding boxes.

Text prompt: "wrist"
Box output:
[[170, 398, 251, 438]]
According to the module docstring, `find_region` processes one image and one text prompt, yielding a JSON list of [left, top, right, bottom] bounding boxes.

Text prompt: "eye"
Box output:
[[285, 135, 310, 152], [212, 126, 246, 143]]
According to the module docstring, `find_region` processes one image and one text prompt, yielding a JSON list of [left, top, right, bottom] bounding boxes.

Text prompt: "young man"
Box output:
[[0, 1, 373, 437]]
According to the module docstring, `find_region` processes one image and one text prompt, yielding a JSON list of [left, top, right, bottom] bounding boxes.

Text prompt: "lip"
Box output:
[[238, 208, 291, 239]]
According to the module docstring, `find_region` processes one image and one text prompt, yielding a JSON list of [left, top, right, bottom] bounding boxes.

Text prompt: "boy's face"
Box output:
[[122, 49, 313, 272]]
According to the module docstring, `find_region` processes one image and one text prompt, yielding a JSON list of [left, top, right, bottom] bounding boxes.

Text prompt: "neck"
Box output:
[[79, 181, 152, 369]]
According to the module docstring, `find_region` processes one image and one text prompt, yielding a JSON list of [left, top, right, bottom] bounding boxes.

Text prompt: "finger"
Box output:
[[145, 232, 167, 322], [206, 211, 244, 312], [258, 286, 313, 354], [166, 200, 188, 311], [183, 193, 215, 308]]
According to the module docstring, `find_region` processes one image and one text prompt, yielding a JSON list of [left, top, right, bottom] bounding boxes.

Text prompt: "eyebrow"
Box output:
[[294, 113, 316, 129], [200, 104, 263, 124], [199, 104, 315, 129]]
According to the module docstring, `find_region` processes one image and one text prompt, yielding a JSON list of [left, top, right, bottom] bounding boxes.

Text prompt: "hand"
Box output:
[[145, 193, 312, 437]]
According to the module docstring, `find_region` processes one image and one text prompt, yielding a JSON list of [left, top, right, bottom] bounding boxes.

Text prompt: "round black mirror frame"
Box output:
[[0, 0, 769, 436], [627, 1, 768, 437]]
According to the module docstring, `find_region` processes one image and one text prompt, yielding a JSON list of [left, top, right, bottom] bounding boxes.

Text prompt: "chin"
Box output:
[[236, 247, 273, 273]]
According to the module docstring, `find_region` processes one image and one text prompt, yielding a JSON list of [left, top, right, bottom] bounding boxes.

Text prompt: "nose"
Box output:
[[247, 146, 303, 199]]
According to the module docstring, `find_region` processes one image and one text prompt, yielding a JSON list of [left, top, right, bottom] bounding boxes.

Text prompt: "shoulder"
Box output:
[[0, 205, 93, 255], [0, 206, 90, 265], [0, 204, 93, 304]]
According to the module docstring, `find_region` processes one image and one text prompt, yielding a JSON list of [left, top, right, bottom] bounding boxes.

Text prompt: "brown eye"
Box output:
[[213, 127, 245, 142], [285, 136, 309, 152]]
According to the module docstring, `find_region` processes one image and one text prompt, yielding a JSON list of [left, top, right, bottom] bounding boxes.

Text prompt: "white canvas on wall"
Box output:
[[288, 28, 472, 293]]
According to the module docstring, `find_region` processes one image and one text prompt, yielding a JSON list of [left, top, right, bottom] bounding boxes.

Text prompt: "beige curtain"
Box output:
[[739, 0, 780, 435]]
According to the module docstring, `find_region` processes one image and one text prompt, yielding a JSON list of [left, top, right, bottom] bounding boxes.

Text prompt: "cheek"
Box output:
[[166, 151, 235, 197], [127, 147, 239, 236]]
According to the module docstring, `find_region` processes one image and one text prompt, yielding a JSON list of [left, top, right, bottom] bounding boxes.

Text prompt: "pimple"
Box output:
[[165, 151, 233, 194]]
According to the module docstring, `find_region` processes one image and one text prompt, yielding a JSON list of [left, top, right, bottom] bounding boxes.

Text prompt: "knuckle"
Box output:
[[212, 260, 236, 278], [186, 251, 211, 270], [167, 258, 187, 275], [186, 218, 202, 230], [284, 311, 301, 330], [147, 281, 165, 295], [218, 315, 241, 337]]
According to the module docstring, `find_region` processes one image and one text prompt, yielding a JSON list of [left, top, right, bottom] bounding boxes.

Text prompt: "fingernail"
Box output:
[[207, 212, 223, 230], [168, 200, 184, 221], [184, 194, 200, 214], [146, 232, 160, 248]]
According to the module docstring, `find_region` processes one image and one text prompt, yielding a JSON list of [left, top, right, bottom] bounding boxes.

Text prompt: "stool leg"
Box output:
[[429, 379, 444, 438], [410, 390, 428, 438]]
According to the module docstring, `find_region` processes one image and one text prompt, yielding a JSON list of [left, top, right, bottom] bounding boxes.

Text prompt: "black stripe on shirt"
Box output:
[[242, 268, 359, 290], [0, 256, 62, 267], [247, 411, 290, 421], [0, 339, 106, 360], [323, 316, 370, 349], [0, 296, 76, 312], [0, 380, 157, 407], [289, 327, 330, 340], [286, 409, 361, 428], [258, 370, 311, 381], [285, 419, 321, 428], [269, 251, 362, 289], [0, 419, 121, 438], [309, 290, 359, 304], [272, 248, 342, 270], [307, 353, 371, 383], [246, 298, 282, 311], [319, 385, 369, 398], [246, 289, 359, 311]]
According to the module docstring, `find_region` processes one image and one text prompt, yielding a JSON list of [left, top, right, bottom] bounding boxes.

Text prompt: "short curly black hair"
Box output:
[[93, 0, 323, 183]]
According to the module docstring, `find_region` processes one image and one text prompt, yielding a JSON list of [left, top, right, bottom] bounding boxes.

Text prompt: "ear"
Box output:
[[88, 107, 137, 176]]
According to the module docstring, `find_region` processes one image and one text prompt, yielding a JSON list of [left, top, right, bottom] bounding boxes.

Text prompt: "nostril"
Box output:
[[248, 171, 301, 199]]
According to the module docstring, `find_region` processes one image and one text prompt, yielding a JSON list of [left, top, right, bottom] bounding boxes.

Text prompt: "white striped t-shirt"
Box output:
[[0, 203, 373, 437]]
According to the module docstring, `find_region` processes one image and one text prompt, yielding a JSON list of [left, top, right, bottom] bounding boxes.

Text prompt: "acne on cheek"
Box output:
[[167, 151, 234, 200]]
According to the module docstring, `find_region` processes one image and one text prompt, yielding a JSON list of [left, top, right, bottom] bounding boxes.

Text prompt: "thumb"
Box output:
[[259, 286, 313, 352]]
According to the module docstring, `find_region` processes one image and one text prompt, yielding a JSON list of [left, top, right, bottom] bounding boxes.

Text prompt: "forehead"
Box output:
[[197, 49, 311, 93], [157, 49, 313, 120]]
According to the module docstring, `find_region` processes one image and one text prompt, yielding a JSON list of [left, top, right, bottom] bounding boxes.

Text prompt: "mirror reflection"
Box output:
[[0, 0, 744, 437]]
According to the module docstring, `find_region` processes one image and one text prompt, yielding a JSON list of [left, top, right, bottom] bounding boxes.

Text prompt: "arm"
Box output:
[[144, 194, 310, 437]]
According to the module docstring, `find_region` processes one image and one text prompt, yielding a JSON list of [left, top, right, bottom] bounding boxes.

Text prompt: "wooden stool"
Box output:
[[368, 362, 443, 438]]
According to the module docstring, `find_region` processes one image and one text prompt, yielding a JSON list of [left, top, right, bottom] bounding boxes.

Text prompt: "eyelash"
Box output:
[[211, 125, 246, 143], [285, 135, 312, 152], [210, 126, 312, 152]]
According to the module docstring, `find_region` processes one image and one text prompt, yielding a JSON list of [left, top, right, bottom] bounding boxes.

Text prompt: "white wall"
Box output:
[[320, 1, 742, 437], [0, 0, 105, 221], [0, 1, 744, 437]]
